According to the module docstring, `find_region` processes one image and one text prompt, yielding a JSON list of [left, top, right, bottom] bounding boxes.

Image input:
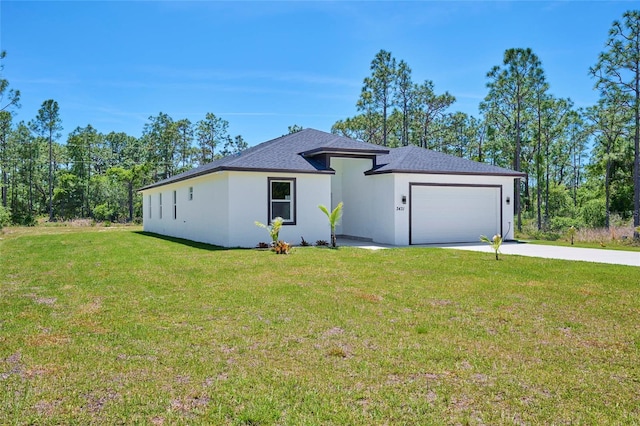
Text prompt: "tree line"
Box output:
[[1, 10, 639, 236], [0, 73, 247, 224], [332, 10, 640, 236]]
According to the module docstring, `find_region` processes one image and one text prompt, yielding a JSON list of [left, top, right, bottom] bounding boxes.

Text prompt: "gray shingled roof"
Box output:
[[140, 128, 523, 191], [368, 145, 526, 177]]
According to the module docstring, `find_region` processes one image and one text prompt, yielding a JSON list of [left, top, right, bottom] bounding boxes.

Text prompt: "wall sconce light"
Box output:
[[401, 195, 407, 204], [506, 196, 511, 205]]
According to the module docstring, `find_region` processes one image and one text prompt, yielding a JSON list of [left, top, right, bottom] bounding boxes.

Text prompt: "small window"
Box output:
[[189, 187, 193, 201], [173, 190, 177, 220], [159, 193, 163, 219], [268, 178, 296, 224], [148, 195, 152, 218]]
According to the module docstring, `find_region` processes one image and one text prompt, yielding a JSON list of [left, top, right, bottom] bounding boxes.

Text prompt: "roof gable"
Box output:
[[139, 129, 388, 190]]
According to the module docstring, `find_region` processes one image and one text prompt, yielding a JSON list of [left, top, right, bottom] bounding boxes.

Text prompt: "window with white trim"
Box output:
[[159, 193, 163, 219], [148, 195, 152, 218], [189, 186, 193, 201], [268, 178, 296, 224]]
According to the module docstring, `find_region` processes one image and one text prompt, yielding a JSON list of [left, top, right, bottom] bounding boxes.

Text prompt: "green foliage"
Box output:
[[287, 124, 303, 134], [0, 51, 21, 112], [480, 233, 503, 260], [195, 112, 231, 163], [581, 198, 607, 228], [220, 135, 248, 157], [548, 216, 583, 232], [2, 227, 640, 424], [318, 202, 343, 248], [93, 203, 114, 222], [255, 217, 283, 244], [31, 99, 62, 222], [0, 204, 11, 229], [336, 50, 454, 148], [2, 94, 250, 225], [11, 211, 36, 227], [590, 10, 640, 230]]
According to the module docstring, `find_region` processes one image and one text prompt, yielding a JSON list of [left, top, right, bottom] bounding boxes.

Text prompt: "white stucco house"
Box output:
[[139, 128, 525, 247]]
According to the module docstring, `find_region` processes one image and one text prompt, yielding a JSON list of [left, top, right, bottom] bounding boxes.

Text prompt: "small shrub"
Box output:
[[103, 220, 112, 227], [549, 216, 583, 232], [273, 240, 290, 255], [581, 198, 606, 228], [315, 240, 329, 247], [300, 236, 311, 246], [93, 203, 114, 222], [10, 210, 36, 227], [256, 242, 269, 249], [530, 229, 562, 241]]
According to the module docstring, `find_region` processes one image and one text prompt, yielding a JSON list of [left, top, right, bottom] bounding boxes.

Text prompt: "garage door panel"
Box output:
[[411, 185, 500, 244]]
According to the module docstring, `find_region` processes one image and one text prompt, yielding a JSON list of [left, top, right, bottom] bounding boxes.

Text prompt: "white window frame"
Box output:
[[189, 186, 193, 201], [268, 177, 296, 225]]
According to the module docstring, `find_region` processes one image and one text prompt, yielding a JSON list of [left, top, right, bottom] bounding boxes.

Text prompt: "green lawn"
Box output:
[[523, 238, 640, 252], [1, 227, 639, 424]]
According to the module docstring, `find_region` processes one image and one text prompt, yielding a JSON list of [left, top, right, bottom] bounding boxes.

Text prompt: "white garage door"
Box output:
[[410, 184, 501, 244]]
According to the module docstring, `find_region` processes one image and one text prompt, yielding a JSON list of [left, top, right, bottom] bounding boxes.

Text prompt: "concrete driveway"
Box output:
[[434, 241, 640, 267], [337, 238, 639, 266]]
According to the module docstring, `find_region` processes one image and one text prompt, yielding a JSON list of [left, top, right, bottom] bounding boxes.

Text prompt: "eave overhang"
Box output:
[[364, 168, 528, 178], [137, 166, 335, 192]]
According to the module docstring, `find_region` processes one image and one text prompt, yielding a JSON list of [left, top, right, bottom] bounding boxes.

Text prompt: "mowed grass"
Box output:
[[1, 227, 639, 425]]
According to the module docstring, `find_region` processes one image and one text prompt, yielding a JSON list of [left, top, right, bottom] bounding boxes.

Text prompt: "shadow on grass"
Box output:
[[134, 231, 247, 252]]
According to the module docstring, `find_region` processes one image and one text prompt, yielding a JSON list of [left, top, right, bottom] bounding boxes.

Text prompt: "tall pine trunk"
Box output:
[[48, 130, 53, 222], [634, 63, 640, 237]]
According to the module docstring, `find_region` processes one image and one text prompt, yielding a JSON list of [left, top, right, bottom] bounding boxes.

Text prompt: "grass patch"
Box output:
[[524, 238, 640, 252], [1, 227, 640, 424]]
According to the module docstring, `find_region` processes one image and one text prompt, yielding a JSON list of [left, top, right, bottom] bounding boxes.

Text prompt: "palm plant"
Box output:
[[255, 217, 283, 245], [480, 233, 503, 260], [567, 226, 577, 245], [319, 202, 343, 248]]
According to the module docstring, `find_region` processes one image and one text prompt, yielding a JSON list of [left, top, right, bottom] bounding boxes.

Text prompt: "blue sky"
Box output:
[[1, 1, 636, 146]]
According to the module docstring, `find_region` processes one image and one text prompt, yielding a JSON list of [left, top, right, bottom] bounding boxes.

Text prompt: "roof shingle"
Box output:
[[368, 145, 526, 177], [140, 128, 524, 190]]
